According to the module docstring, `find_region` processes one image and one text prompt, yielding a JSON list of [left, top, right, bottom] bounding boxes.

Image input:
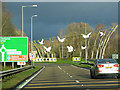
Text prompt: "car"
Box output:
[[90, 58, 120, 79]]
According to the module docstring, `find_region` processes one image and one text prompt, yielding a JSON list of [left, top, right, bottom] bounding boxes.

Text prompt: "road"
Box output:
[[23, 64, 120, 89]]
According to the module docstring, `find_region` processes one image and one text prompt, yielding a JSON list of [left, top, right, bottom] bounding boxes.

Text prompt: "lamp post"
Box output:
[[85, 23, 88, 63], [31, 14, 38, 65], [22, 4, 37, 37]]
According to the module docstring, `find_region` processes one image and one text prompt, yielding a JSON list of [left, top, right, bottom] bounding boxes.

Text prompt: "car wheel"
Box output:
[[93, 71, 97, 79], [113, 75, 118, 79], [90, 70, 94, 79]]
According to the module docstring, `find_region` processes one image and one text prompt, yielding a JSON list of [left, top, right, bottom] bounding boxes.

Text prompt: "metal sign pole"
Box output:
[[12, 62, 14, 68], [4, 62, 6, 69]]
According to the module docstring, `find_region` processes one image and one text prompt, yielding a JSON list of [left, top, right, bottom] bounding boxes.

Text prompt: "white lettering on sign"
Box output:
[[7, 51, 21, 55], [0, 37, 10, 42], [7, 55, 27, 61]]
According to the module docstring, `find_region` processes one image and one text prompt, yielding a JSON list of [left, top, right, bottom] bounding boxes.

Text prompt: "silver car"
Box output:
[[90, 58, 120, 79]]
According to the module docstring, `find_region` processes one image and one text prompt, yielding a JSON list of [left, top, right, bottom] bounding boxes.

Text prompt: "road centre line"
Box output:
[[16, 66, 45, 89], [58, 65, 83, 85], [58, 66, 73, 78], [76, 80, 80, 83]]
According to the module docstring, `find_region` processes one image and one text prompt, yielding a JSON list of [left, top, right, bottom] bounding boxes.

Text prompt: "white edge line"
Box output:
[[71, 65, 89, 71], [16, 66, 45, 89], [58, 66, 73, 78]]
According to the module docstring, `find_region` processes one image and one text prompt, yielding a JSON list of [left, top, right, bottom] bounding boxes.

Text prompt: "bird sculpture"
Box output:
[[57, 36, 65, 42], [39, 39, 44, 45], [43, 46, 51, 52], [81, 46, 86, 50], [67, 46, 73, 52], [99, 31, 105, 37], [81, 32, 92, 39]]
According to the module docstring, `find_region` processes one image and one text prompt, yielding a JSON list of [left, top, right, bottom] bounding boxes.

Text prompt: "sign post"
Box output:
[[4, 62, 6, 69], [29, 53, 36, 66], [12, 62, 14, 68]]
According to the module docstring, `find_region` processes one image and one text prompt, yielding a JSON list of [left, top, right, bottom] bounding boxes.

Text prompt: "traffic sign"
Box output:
[[72, 57, 81, 61], [0, 37, 28, 62], [17, 62, 26, 65], [72, 57, 81, 63], [30, 53, 36, 59], [35, 58, 57, 62], [112, 54, 118, 59]]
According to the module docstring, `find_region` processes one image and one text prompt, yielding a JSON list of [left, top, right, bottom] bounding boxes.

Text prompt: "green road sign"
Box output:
[[0, 37, 28, 62]]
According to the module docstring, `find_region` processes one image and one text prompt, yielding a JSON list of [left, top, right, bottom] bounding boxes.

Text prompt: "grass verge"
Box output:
[[72, 63, 91, 68], [2, 65, 42, 89], [34, 58, 93, 68]]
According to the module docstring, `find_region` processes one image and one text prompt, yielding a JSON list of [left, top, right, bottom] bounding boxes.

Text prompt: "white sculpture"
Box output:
[[67, 46, 73, 52], [43, 46, 51, 52], [57, 36, 65, 42], [81, 46, 86, 50], [81, 32, 92, 39], [99, 31, 105, 37], [39, 39, 44, 45]]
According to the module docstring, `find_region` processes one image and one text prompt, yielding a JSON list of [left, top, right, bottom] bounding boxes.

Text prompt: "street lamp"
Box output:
[[85, 23, 87, 63], [31, 14, 38, 65], [22, 4, 37, 37], [31, 14, 38, 53]]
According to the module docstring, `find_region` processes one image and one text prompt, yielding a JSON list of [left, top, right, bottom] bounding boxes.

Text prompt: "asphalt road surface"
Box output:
[[23, 64, 120, 89]]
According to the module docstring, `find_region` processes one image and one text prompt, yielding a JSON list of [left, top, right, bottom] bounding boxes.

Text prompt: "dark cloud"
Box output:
[[6, 2, 118, 40]]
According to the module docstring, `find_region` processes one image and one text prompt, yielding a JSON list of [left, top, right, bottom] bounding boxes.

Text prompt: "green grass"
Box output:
[[72, 63, 91, 68], [34, 58, 93, 68], [2, 66, 42, 89], [56, 59, 72, 64]]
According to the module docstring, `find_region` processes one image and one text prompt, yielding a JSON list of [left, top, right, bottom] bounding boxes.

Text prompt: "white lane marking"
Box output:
[[58, 66, 62, 70], [58, 66, 84, 85], [71, 65, 89, 71], [16, 66, 45, 89], [76, 80, 80, 83], [58, 66, 73, 78]]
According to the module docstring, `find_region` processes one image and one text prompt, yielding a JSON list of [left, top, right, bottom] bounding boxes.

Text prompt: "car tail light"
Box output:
[[114, 64, 120, 67], [97, 65, 104, 68], [97, 70, 102, 72]]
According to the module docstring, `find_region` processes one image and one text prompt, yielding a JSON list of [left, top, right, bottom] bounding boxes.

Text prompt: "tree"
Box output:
[[2, 3, 21, 36]]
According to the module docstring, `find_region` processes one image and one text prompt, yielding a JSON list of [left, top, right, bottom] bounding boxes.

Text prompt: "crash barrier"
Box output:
[[34, 58, 57, 62], [0, 65, 34, 79], [72, 57, 81, 63]]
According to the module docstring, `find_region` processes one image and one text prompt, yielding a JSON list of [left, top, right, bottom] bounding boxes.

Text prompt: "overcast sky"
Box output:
[[5, 2, 118, 40], [2, 0, 120, 2]]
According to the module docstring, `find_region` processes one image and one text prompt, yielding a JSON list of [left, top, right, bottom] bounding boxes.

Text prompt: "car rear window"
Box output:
[[97, 59, 117, 63]]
